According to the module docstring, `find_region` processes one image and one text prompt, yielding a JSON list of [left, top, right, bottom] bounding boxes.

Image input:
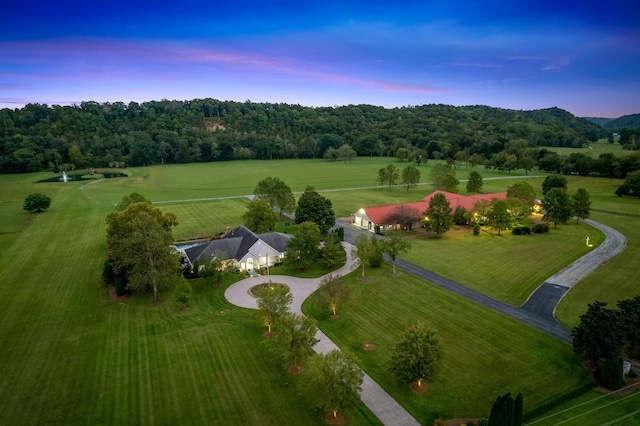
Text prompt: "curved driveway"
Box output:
[[224, 218, 627, 425], [225, 243, 421, 426]]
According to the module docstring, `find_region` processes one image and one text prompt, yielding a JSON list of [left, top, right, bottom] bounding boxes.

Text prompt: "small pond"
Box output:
[[38, 170, 128, 183]]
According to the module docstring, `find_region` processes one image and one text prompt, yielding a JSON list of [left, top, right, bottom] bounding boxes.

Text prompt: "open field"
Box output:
[[0, 172, 380, 425], [302, 263, 592, 424], [545, 139, 626, 157], [0, 160, 638, 424]]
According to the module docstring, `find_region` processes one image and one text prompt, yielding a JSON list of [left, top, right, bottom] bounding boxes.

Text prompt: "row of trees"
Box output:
[[254, 282, 363, 421], [243, 178, 336, 236], [3, 100, 620, 174], [417, 176, 591, 238]]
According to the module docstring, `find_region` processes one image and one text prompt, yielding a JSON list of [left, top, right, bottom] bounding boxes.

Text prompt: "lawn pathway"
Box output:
[[224, 242, 421, 426]]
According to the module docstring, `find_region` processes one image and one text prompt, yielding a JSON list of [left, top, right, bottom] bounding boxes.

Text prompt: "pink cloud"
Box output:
[[0, 38, 442, 95]]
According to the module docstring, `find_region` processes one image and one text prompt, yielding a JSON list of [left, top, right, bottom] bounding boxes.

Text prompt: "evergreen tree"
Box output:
[[466, 170, 483, 193]]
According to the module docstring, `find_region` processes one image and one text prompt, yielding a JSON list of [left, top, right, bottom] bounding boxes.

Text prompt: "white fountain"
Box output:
[[62, 170, 67, 182]]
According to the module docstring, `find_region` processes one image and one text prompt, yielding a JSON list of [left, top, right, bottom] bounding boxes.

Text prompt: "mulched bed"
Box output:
[[249, 282, 289, 296], [108, 285, 130, 301], [325, 413, 345, 425]]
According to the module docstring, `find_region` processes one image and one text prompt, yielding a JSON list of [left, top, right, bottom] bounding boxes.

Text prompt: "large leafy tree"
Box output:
[[285, 221, 321, 270], [401, 165, 421, 190], [390, 323, 442, 390], [466, 170, 483, 193], [542, 174, 567, 196], [506, 181, 536, 219], [253, 177, 295, 217], [106, 202, 182, 301], [301, 350, 363, 421], [381, 231, 411, 274], [487, 199, 514, 235], [377, 164, 399, 187], [571, 301, 625, 364], [242, 198, 279, 233], [571, 188, 591, 223], [336, 144, 357, 162], [266, 312, 319, 371], [23, 193, 51, 212], [430, 163, 458, 192], [256, 283, 293, 335], [423, 192, 453, 237], [616, 170, 640, 197], [295, 186, 335, 234], [542, 188, 573, 229], [116, 192, 149, 211]]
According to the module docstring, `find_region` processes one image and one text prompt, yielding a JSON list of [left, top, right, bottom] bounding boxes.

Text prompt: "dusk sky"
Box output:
[[1, 0, 639, 117]]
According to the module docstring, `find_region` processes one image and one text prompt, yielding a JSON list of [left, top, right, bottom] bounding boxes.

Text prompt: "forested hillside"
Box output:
[[604, 113, 640, 131], [0, 99, 615, 174]]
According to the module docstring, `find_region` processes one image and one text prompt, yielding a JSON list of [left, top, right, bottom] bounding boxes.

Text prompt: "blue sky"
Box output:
[[1, 1, 639, 117]]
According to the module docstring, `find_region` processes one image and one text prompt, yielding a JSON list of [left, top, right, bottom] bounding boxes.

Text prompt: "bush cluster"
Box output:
[[511, 226, 531, 235], [532, 223, 549, 233]]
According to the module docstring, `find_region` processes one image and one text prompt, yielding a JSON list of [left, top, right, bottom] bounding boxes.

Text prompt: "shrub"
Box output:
[[453, 206, 468, 225], [512, 226, 531, 235], [596, 357, 625, 390], [174, 281, 193, 307], [23, 193, 51, 212], [473, 224, 480, 236], [532, 223, 549, 234], [374, 224, 381, 235]]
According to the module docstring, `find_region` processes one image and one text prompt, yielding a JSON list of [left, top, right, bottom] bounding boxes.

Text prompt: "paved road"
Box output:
[[337, 217, 627, 344], [224, 243, 421, 426]]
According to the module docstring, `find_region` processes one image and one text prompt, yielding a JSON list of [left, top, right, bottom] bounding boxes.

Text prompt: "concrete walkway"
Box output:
[[224, 243, 421, 426]]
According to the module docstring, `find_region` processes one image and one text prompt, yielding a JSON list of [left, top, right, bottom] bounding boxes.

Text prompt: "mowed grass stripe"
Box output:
[[161, 199, 248, 240], [304, 264, 590, 423], [402, 222, 604, 305]]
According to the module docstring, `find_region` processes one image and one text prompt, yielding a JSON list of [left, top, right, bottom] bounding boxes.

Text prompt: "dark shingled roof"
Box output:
[[184, 225, 291, 265]]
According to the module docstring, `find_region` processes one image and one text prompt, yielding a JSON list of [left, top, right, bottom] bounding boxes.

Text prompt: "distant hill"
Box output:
[[603, 113, 640, 131], [583, 117, 614, 127]]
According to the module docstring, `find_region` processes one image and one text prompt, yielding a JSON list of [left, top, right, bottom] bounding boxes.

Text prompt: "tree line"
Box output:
[[3, 99, 626, 174]]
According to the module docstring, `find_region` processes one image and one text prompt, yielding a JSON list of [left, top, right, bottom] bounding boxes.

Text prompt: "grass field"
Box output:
[[302, 264, 592, 424], [0, 159, 638, 425], [545, 139, 626, 157]]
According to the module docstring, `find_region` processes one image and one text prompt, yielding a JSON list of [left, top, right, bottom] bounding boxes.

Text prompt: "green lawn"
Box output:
[[302, 263, 592, 424], [0, 173, 380, 425], [544, 139, 626, 157], [526, 388, 640, 425], [401, 221, 604, 305], [1, 161, 638, 425]]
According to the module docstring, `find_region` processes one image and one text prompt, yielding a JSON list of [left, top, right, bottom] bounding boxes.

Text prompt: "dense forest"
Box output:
[[1, 99, 638, 177]]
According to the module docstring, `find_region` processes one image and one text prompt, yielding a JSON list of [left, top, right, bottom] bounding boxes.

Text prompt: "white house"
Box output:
[[183, 225, 292, 271]]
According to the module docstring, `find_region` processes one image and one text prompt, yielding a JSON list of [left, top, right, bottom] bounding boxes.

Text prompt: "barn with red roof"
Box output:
[[352, 190, 507, 232]]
